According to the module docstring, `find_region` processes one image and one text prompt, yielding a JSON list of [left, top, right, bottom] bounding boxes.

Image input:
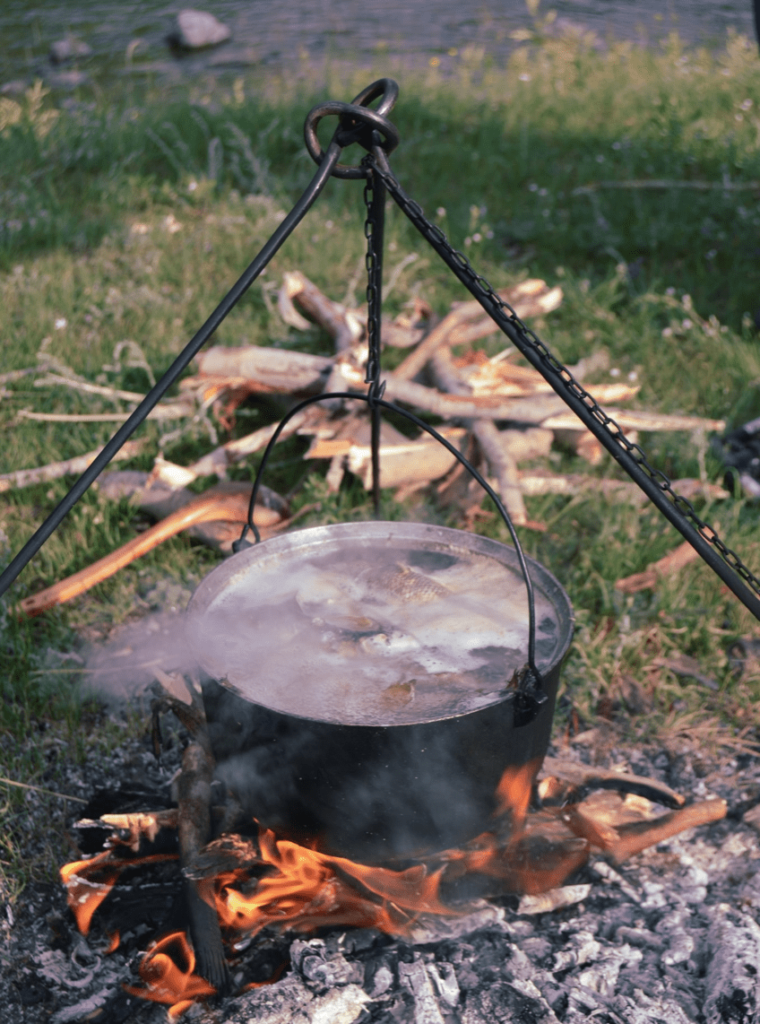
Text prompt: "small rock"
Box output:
[[46, 70, 90, 89], [0, 80, 27, 96], [743, 802, 760, 835], [50, 37, 92, 63], [168, 10, 231, 50]]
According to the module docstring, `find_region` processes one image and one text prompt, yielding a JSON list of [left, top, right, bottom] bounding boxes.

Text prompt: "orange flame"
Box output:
[[60, 849, 178, 935], [124, 931, 216, 1010], [204, 827, 454, 941], [60, 759, 565, 1014], [494, 758, 540, 825]]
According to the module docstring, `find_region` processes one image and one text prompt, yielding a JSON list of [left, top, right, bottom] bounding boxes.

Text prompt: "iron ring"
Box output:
[[304, 78, 400, 180]]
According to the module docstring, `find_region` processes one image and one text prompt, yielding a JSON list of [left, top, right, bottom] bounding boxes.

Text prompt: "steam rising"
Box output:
[[84, 610, 200, 702]]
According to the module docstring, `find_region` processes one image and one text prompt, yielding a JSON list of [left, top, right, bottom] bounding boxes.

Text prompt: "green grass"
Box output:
[[2, 14, 760, 892]]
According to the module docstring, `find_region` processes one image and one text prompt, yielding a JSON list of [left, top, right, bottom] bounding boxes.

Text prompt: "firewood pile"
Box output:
[[12, 271, 727, 617], [2, 711, 759, 1024]]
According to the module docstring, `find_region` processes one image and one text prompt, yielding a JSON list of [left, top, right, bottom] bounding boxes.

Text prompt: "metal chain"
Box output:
[[368, 153, 760, 600], [362, 151, 384, 399]]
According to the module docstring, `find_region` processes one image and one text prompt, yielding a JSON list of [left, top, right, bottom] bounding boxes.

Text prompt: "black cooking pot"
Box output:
[[188, 522, 573, 863]]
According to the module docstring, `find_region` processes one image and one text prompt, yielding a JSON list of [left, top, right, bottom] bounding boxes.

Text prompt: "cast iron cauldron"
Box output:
[[187, 522, 574, 863]]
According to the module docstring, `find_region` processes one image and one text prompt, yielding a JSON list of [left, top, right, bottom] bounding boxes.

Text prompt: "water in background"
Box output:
[[1, 1, 756, 93]]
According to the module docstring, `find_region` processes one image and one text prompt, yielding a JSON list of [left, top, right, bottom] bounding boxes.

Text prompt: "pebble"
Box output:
[[168, 9, 231, 50]]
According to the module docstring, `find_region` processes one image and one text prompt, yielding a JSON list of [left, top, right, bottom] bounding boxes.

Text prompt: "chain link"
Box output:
[[368, 156, 760, 600], [362, 154, 383, 399]]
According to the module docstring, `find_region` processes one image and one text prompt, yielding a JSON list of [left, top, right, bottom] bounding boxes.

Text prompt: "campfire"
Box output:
[[59, 687, 726, 1020]]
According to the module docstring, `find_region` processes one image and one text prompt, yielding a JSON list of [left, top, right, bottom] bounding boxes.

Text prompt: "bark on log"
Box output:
[[192, 346, 333, 394], [177, 741, 229, 992]]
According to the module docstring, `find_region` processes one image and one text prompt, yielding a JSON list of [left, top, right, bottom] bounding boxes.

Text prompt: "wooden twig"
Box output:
[[471, 420, 527, 524], [16, 488, 282, 617], [615, 540, 700, 594], [17, 405, 192, 424], [540, 408, 725, 432], [0, 439, 145, 493], [0, 775, 87, 804], [540, 757, 684, 808], [393, 279, 562, 381], [173, 408, 311, 482], [34, 373, 150, 404], [517, 473, 728, 504], [609, 799, 727, 862], [282, 270, 363, 352]]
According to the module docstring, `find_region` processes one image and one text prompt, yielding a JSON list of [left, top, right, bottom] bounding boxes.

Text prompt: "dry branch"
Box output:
[[516, 473, 728, 505], [541, 409, 725, 432], [393, 279, 562, 381], [17, 487, 283, 617], [615, 540, 700, 594], [282, 270, 363, 352], [610, 799, 727, 862], [429, 343, 527, 523], [34, 373, 153, 405], [191, 346, 332, 395], [17, 406, 191, 424], [0, 439, 145, 493]]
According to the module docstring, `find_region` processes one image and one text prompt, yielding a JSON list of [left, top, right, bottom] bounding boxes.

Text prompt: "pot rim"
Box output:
[[186, 521, 575, 727]]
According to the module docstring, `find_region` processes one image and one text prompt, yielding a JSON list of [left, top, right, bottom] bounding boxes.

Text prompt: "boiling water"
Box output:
[[190, 543, 560, 726]]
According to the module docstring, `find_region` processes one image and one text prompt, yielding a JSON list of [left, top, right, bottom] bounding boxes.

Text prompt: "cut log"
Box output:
[[430, 344, 527, 523], [191, 346, 333, 394]]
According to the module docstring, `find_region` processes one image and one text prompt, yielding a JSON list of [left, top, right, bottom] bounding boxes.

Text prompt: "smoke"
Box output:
[[82, 609, 202, 703]]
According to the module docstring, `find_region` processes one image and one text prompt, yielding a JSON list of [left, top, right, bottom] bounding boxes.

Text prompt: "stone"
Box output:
[[0, 80, 27, 96], [45, 70, 90, 89], [49, 37, 92, 63], [168, 9, 231, 50]]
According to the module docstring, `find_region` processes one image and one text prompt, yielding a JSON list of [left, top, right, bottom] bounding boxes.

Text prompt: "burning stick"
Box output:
[[177, 742, 230, 993]]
